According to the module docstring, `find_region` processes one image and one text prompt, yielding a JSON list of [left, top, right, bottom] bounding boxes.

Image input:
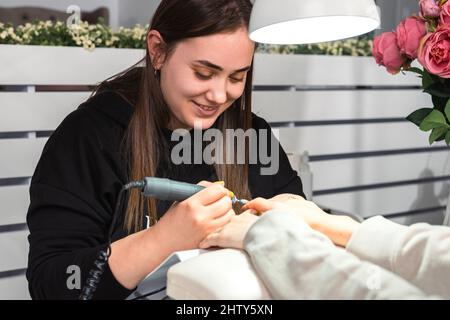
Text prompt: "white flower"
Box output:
[[83, 43, 95, 51], [12, 34, 22, 42], [0, 31, 7, 39]]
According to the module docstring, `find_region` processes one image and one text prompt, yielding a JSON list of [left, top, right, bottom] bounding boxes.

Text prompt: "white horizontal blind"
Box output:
[[0, 45, 144, 85], [0, 186, 29, 226], [0, 92, 90, 132], [0, 46, 448, 299], [0, 138, 48, 178], [0, 274, 30, 299], [0, 230, 29, 273]]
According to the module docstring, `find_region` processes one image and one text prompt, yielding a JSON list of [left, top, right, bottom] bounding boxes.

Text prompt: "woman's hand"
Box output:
[[199, 210, 259, 250], [242, 194, 360, 247], [152, 181, 235, 253]]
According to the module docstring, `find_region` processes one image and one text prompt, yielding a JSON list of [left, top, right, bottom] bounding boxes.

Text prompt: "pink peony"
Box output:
[[419, 0, 441, 18], [373, 32, 408, 74], [396, 16, 427, 59], [441, 1, 450, 24], [418, 24, 450, 78]]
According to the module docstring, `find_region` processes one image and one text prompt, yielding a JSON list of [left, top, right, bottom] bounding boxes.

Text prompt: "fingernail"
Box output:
[[214, 181, 225, 185]]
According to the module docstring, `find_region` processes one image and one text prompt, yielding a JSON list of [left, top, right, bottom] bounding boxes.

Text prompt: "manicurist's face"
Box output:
[[159, 27, 255, 130]]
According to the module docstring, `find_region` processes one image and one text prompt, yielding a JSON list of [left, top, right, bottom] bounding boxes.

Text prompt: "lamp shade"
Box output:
[[249, 0, 380, 44]]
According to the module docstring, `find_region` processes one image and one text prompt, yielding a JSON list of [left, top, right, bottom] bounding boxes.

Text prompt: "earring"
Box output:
[[153, 65, 162, 79], [241, 93, 246, 111]]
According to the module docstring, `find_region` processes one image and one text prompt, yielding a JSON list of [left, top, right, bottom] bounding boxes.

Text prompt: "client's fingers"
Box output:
[[200, 212, 259, 249], [210, 209, 235, 229], [199, 232, 220, 249], [241, 197, 276, 213], [271, 193, 305, 202], [241, 208, 258, 216]]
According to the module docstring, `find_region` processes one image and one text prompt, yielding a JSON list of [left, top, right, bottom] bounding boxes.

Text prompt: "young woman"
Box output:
[[26, 0, 303, 299]]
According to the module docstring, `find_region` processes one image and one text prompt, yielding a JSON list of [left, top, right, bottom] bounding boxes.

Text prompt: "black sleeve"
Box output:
[[26, 108, 134, 299], [273, 136, 304, 197], [252, 114, 305, 198]]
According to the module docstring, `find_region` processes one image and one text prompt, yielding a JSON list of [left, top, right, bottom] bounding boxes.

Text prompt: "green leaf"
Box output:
[[406, 67, 423, 76], [419, 109, 447, 131], [432, 95, 449, 112], [429, 126, 448, 144], [446, 131, 450, 146], [446, 99, 450, 122], [422, 70, 435, 89], [424, 83, 450, 98], [406, 108, 433, 127]]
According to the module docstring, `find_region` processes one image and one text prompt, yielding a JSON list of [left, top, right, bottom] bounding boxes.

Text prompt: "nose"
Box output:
[[205, 78, 228, 105]]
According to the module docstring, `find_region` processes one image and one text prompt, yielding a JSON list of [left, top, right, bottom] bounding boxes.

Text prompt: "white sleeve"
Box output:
[[244, 210, 430, 299], [346, 215, 450, 299]]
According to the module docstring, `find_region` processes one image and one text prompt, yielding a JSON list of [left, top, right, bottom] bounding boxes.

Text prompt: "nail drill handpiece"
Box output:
[[141, 177, 248, 204]]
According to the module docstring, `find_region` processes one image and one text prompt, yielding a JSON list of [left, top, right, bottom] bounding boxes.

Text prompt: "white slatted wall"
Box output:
[[0, 44, 145, 299], [0, 45, 449, 299]]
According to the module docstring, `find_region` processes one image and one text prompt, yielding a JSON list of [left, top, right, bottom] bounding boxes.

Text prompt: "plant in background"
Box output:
[[0, 19, 373, 56], [257, 33, 373, 57], [0, 20, 148, 51], [373, 0, 450, 145]]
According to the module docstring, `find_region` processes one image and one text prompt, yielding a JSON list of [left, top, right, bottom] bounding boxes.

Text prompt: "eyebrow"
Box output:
[[193, 60, 251, 73]]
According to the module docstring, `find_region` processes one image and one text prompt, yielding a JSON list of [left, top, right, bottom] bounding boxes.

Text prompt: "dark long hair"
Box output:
[[95, 0, 254, 232]]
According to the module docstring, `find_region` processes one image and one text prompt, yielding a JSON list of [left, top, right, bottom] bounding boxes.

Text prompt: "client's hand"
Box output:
[[242, 194, 360, 247], [242, 194, 326, 227], [199, 211, 259, 250]]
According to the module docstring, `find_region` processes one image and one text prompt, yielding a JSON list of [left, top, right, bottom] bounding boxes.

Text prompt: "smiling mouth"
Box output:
[[193, 101, 220, 111]]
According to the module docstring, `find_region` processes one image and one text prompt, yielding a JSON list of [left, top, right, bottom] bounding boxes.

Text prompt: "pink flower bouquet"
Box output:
[[373, 0, 450, 145]]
